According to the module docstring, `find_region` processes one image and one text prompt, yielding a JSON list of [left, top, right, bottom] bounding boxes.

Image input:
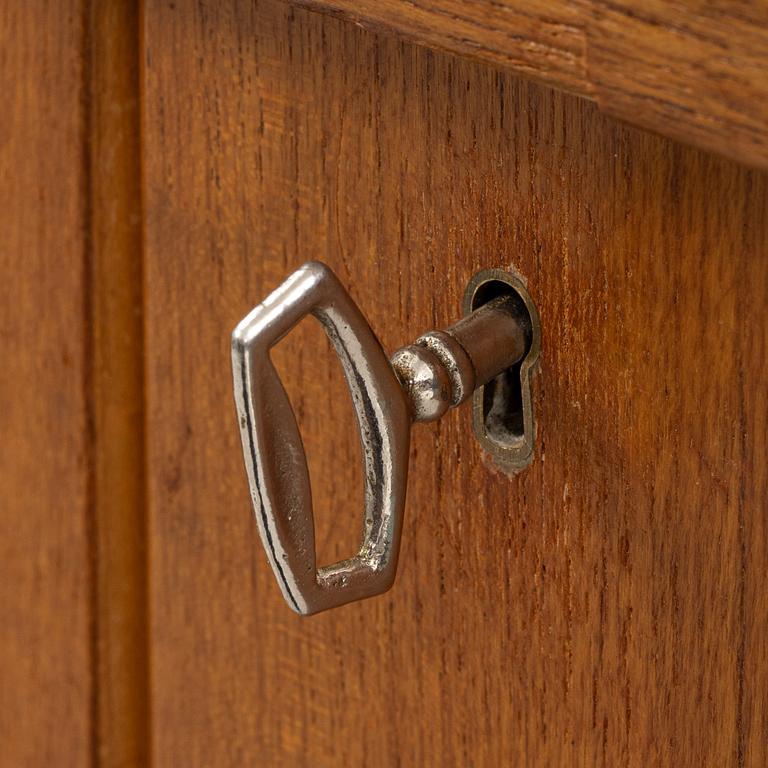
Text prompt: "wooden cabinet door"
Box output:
[[4, 1, 768, 766], [141, 2, 767, 766]]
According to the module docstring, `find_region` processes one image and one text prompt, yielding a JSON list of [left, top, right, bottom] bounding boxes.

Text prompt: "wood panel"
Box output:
[[0, 2, 148, 766], [0, 3, 93, 765], [294, 0, 768, 171], [142, 1, 768, 765]]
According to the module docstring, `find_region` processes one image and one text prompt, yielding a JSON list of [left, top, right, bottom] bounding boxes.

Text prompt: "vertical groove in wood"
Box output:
[[87, 1, 149, 766], [80, 6, 98, 765]]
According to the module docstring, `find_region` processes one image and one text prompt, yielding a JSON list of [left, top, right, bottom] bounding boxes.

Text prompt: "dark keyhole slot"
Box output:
[[471, 279, 532, 447]]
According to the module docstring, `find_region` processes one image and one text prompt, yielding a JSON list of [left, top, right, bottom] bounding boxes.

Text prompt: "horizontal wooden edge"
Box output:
[[291, 0, 593, 98], [291, 0, 768, 171]]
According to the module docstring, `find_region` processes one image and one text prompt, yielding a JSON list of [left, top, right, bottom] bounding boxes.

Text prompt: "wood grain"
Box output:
[[0, 2, 93, 765], [0, 2, 148, 765], [87, 1, 149, 765], [294, 0, 768, 171], [589, 0, 768, 173], [295, 0, 590, 95], [142, 1, 768, 765]]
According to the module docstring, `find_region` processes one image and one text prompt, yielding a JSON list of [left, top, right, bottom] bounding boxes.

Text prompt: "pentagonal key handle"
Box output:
[[232, 262, 411, 614], [232, 261, 539, 615]]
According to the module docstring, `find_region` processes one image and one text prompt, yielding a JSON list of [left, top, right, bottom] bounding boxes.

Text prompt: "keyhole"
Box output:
[[465, 269, 541, 473]]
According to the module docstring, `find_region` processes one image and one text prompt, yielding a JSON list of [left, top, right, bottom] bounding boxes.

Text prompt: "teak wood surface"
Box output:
[[1, 1, 146, 765], [295, 0, 768, 172], [1, 3, 93, 764], [142, 1, 768, 766], [3, 0, 768, 766]]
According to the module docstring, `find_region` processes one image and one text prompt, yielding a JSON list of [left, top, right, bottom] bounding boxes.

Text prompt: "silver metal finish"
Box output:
[[391, 295, 528, 421], [390, 344, 452, 422], [415, 330, 475, 406], [232, 261, 536, 614], [232, 262, 410, 614]]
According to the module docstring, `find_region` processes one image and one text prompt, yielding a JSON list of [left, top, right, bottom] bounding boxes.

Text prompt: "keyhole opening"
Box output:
[[472, 280, 530, 443], [465, 269, 540, 473]]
